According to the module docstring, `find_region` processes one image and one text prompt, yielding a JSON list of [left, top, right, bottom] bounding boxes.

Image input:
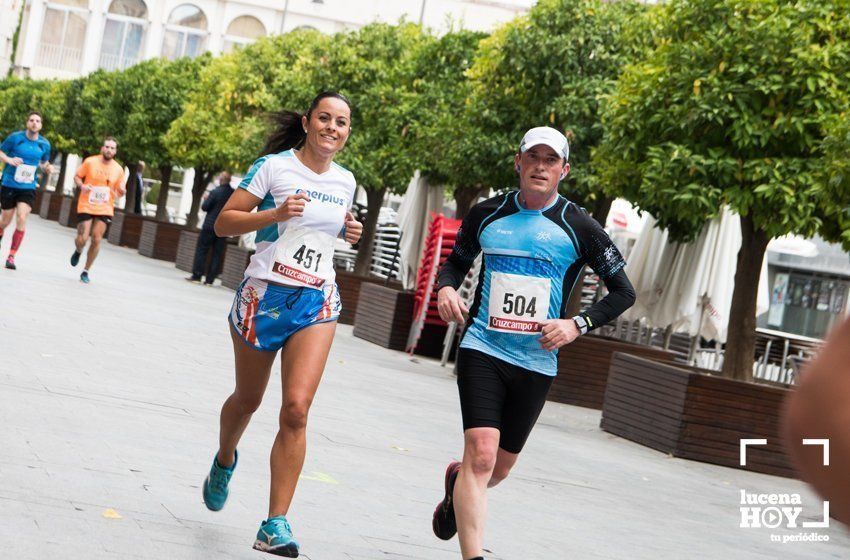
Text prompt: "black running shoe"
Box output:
[[432, 461, 461, 540], [5, 256, 16, 270], [70, 250, 81, 267]]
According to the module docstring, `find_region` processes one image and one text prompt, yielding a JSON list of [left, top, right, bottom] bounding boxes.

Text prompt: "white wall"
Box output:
[[0, 0, 23, 76], [8, 0, 533, 79]]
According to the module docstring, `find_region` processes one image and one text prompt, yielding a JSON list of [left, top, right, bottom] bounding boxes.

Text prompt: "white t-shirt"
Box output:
[[239, 149, 357, 288]]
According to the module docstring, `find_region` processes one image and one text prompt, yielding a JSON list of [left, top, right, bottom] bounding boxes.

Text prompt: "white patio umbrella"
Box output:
[[396, 171, 444, 290], [625, 207, 769, 344], [622, 215, 675, 321]]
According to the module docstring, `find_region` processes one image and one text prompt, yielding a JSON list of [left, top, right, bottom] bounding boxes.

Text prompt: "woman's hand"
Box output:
[[272, 193, 310, 222], [343, 212, 363, 244]]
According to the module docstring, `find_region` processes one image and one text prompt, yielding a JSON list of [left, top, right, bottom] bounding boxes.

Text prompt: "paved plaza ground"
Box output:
[[1, 216, 849, 559]]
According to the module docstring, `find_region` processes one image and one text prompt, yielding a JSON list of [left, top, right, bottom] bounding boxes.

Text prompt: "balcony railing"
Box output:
[[98, 52, 140, 72], [36, 43, 83, 72]]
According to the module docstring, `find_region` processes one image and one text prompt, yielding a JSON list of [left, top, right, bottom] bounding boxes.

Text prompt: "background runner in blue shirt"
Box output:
[[0, 111, 53, 270], [431, 126, 636, 560]]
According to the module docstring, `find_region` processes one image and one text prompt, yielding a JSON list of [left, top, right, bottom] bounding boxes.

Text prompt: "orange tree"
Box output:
[[595, 0, 850, 381], [465, 0, 654, 223]]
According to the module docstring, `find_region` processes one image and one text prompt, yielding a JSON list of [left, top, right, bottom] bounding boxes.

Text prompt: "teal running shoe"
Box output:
[[253, 516, 299, 557], [80, 271, 90, 284], [202, 450, 237, 511]]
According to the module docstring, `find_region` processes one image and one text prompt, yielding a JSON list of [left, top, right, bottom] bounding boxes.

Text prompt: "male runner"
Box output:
[[0, 111, 53, 270], [69, 137, 126, 283], [431, 127, 636, 560]]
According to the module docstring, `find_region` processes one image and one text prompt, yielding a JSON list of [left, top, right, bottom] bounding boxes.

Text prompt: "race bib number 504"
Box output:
[[487, 272, 550, 334], [269, 224, 336, 288]]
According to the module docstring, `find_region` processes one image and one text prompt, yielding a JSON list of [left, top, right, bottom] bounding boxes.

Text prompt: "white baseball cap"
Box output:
[[519, 126, 569, 161]]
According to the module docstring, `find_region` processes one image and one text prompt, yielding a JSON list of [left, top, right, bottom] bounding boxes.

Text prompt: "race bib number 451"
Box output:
[[487, 272, 550, 334], [269, 224, 336, 288]]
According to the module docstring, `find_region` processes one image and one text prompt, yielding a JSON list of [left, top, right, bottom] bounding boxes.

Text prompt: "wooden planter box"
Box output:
[[551, 336, 676, 410], [335, 270, 401, 325], [352, 283, 415, 350], [221, 245, 254, 290], [175, 229, 229, 277], [33, 189, 44, 211], [38, 191, 63, 221], [600, 352, 794, 478], [138, 220, 186, 262], [107, 211, 147, 249], [58, 195, 79, 228], [175, 230, 200, 272]]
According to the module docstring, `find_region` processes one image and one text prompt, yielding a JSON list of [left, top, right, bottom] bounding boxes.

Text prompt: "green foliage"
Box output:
[[306, 22, 429, 195], [166, 30, 328, 173], [80, 68, 135, 158], [0, 78, 61, 143], [595, 0, 850, 242], [145, 181, 159, 205], [466, 0, 654, 200], [121, 56, 208, 168], [409, 29, 487, 189], [820, 115, 850, 248]]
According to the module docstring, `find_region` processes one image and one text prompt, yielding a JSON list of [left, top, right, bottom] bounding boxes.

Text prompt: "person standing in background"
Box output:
[[187, 171, 234, 285], [133, 161, 145, 214]]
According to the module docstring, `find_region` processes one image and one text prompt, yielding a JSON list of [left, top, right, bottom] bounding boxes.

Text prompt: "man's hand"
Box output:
[[41, 162, 54, 174], [343, 212, 363, 244], [80, 183, 91, 193], [8, 157, 23, 167], [437, 286, 468, 324], [538, 319, 580, 352], [272, 193, 310, 222]]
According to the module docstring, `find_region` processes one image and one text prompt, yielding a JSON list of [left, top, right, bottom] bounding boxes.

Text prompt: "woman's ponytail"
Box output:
[[260, 111, 307, 156], [261, 92, 351, 157]]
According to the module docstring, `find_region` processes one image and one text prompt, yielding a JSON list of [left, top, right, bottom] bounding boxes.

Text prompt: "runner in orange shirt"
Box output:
[[69, 137, 126, 283]]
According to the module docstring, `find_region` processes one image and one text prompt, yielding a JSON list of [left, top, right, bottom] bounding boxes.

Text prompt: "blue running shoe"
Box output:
[[80, 271, 90, 283], [70, 250, 81, 267], [203, 450, 237, 511], [253, 516, 299, 557]]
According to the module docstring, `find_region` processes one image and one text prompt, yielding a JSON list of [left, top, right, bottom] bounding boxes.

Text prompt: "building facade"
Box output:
[[11, 0, 532, 80], [759, 237, 850, 340], [9, 0, 532, 222], [0, 0, 23, 76]]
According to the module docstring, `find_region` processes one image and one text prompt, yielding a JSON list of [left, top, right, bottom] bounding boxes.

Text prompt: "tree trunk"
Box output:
[[124, 161, 138, 213], [590, 195, 613, 228], [51, 152, 69, 194], [353, 186, 387, 277], [186, 167, 212, 230], [454, 185, 486, 220], [720, 214, 770, 381], [155, 165, 173, 222]]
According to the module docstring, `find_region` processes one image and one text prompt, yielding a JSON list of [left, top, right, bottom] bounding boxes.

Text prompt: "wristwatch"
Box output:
[[572, 314, 590, 335]]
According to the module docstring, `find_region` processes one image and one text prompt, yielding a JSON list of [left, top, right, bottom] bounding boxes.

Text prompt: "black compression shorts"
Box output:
[[76, 213, 112, 225], [0, 187, 36, 210], [456, 347, 554, 454]]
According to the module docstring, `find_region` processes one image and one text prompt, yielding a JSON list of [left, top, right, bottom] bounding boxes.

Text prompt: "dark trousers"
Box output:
[[132, 181, 143, 214], [192, 228, 226, 283]]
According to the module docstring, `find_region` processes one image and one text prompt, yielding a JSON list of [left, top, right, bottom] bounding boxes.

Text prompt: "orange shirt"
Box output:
[[75, 156, 126, 216]]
